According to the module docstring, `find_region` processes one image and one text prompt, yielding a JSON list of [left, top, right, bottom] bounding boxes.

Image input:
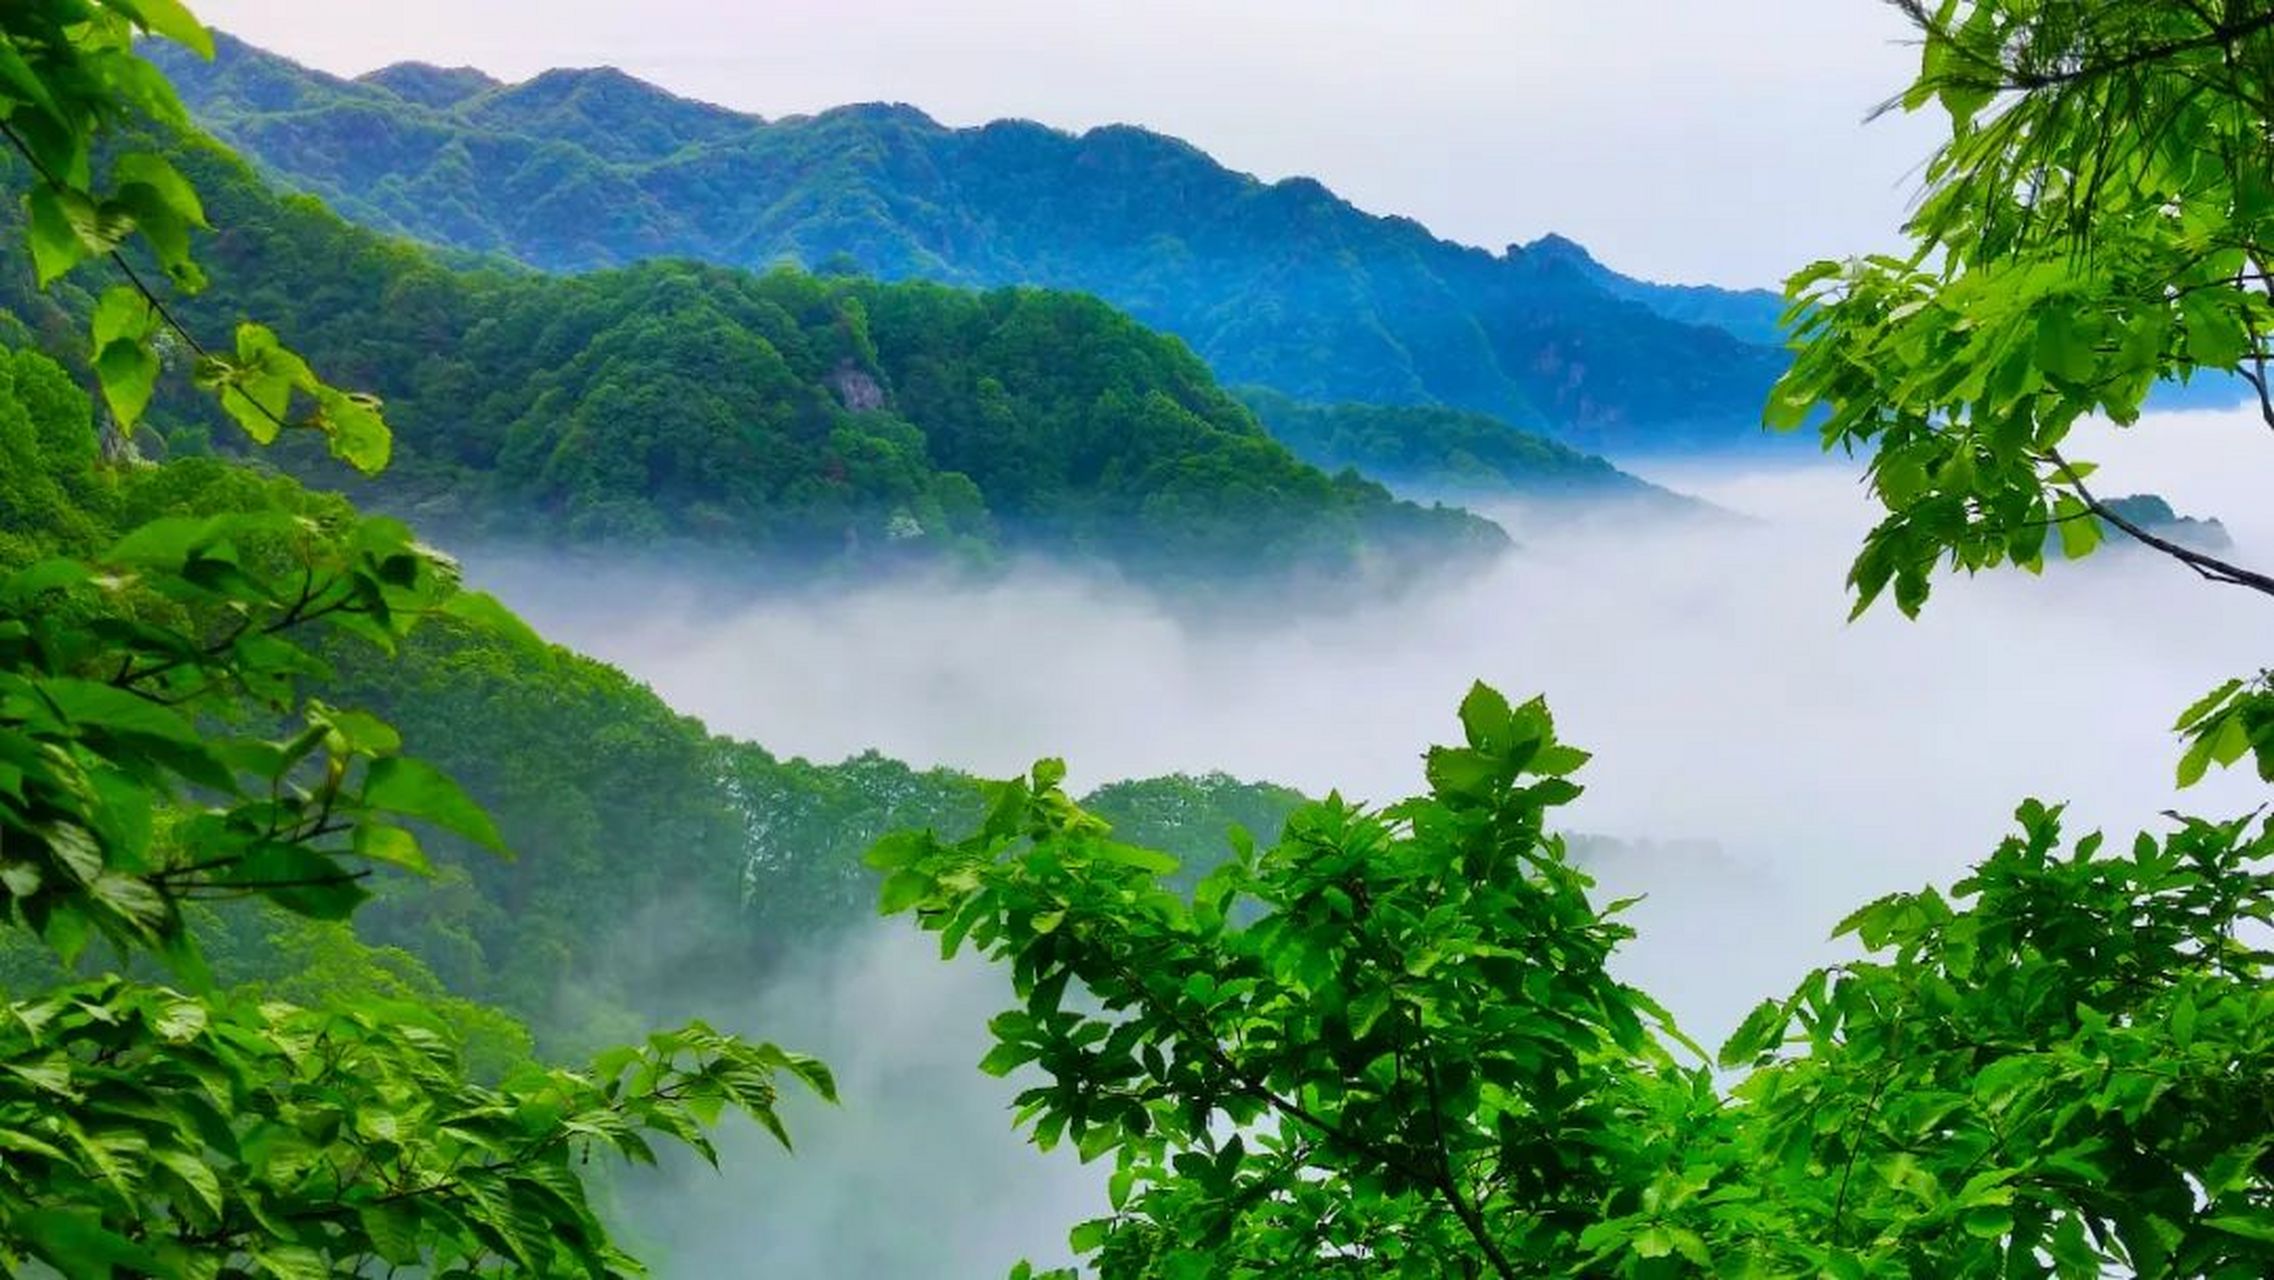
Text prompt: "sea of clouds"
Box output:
[[481, 405, 2274, 1276]]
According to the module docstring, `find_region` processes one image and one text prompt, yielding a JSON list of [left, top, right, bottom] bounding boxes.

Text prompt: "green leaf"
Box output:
[[1719, 997, 1787, 1068], [865, 830, 931, 871], [26, 187, 88, 285], [1068, 1218, 1112, 1254], [1667, 1228, 1712, 1268], [352, 823, 432, 875], [208, 323, 313, 445], [358, 1202, 424, 1265], [1634, 1224, 1676, 1259], [153, 1146, 224, 1218], [362, 756, 506, 854], [227, 843, 369, 920], [317, 706, 403, 757], [1090, 841, 1179, 875], [0, 40, 61, 120], [2181, 290, 2251, 370], [19, 1209, 165, 1279], [2054, 493, 2101, 560], [95, 338, 160, 427], [41, 676, 200, 745], [2175, 679, 2244, 732], [1458, 681, 1515, 748], [1348, 987, 1393, 1039], [107, 514, 209, 567], [92, 284, 157, 350], [2178, 721, 2221, 788], [2033, 306, 2095, 381], [1962, 1204, 2016, 1239], [2203, 1213, 2274, 1245], [877, 868, 932, 915], [119, 0, 217, 57], [314, 385, 391, 474], [113, 151, 208, 229], [1424, 745, 1503, 798]]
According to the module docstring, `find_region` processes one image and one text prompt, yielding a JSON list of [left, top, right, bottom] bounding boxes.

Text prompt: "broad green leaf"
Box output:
[[1090, 841, 1178, 874], [152, 1147, 224, 1218], [26, 186, 88, 284], [357, 1202, 424, 1265], [351, 823, 432, 875], [114, 0, 217, 55], [2175, 679, 2244, 732], [2181, 290, 2251, 371], [2203, 1213, 2274, 1245], [877, 868, 931, 915], [19, 1209, 164, 1280], [94, 338, 160, 427], [91, 283, 156, 350], [40, 677, 199, 745], [1458, 680, 1515, 747], [362, 756, 506, 853], [314, 385, 391, 474], [114, 151, 208, 228], [2054, 493, 2100, 560]]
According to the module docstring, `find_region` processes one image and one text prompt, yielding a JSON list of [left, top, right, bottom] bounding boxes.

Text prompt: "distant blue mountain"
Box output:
[[1515, 234, 1788, 347], [148, 34, 1798, 457]]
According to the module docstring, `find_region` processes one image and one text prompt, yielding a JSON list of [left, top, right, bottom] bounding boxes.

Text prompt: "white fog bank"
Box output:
[[493, 409, 2269, 1025], [480, 406, 2271, 1276]]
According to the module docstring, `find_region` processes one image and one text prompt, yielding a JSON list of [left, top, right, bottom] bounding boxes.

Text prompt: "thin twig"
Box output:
[[2043, 449, 2274, 599], [0, 116, 294, 439]]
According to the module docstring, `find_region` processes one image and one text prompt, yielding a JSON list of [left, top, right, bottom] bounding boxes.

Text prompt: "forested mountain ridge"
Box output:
[[0, 329, 1311, 1057], [0, 127, 1505, 588], [1236, 387, 1689, 507], [148, 33, 1795, 455]]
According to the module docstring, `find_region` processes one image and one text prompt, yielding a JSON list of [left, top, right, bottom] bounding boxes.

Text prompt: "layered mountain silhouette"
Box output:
[[151, 34, 1795, 456]]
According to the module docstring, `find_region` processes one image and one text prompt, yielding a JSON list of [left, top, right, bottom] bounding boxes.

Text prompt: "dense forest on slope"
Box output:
[[1236, 387, 1684, 506], [0, 332, 1309, 1054], [0, 131, 1503, 587], [148, 34, 1795, 454]]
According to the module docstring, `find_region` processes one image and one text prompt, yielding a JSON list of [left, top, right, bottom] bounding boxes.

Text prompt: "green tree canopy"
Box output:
[[0, 5, 832, 1273], [880, 4, 2274, 1275], [1771, 0, 2274, 783]]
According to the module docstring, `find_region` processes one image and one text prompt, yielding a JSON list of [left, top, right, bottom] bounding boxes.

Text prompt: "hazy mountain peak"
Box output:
[[188, 30, 388, 114], [458, 65, 754, 161], [508, 63, 685, 99], [357, 61, 501, 110], [1517, 232, 1602, 269], [805, 101, 942, 129]]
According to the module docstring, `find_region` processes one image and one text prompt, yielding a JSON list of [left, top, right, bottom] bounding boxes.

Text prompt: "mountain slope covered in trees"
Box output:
[[149, 34, 1794, 455], [1236, 387, 1687, 507], [0, 130, 1504, 587], [0, 330, 1311, 1056]]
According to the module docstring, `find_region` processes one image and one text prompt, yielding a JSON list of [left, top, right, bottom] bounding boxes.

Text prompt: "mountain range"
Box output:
[[148, 34, 1794, 456], [2, 126, 1530, 589]]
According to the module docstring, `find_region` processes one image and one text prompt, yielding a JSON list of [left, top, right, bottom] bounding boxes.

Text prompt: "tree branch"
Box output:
[[1893, 1, 2274, 93], [2044, 450, 2274, 599], [0, 117, 297, 438], [1416, 1036, 1520, 1280]]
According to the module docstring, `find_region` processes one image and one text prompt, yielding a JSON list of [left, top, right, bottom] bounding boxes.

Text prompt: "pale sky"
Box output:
[[186, 1, 1943, 290]]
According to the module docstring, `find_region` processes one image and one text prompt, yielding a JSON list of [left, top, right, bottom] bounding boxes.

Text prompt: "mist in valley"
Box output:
[[475, 406, 2274, 1276]]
